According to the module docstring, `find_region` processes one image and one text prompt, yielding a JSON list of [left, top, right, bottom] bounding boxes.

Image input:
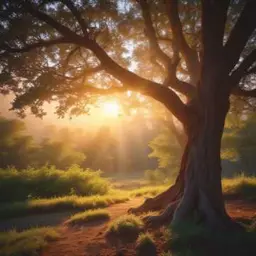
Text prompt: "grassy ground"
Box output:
[[0, 175, 255, 220], [66, 209, 110, 225], [0, 227, 59, 256], [0, 194, 129, 219], [0, 186, 167, 220], [106, 214, 144, 244], [165, 221, 256, 256]]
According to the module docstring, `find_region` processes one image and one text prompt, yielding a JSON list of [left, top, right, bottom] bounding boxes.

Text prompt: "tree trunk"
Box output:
[[130, 74, 242, 230], [172, 96, 229, 228]]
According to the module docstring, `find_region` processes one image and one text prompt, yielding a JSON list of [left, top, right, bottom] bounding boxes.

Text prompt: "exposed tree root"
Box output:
[[128, 181, 183, 214], [128, 142, 189, 215], [143, 199, 181, 227]]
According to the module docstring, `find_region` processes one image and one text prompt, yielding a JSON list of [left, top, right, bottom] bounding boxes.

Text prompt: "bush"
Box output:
[[0, 165, 110, 202], [66, 209, 110, 225], [0, 227, 59, 256], [106, 214, 144, 244], [136, 232, 157, 256]]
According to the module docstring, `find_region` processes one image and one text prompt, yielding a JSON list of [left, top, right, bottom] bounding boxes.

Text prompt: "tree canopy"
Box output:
[[0, 0, 255, 124]]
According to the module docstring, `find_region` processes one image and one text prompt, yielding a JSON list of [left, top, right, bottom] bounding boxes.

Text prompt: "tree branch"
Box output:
[[201, 0, 230, 54], [165, 0, 199, 81], [23, 1, 84, 42], [1, 37, 70, 55], [59, 0, 88, 36], [139, 0, 171, 67], [20, 0, 190, 124], [224, 0, 256, 73], [138, 0, 195, 98], [229, 49, 256, 86]]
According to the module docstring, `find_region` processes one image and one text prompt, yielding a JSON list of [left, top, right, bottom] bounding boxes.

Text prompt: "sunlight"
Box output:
[[102, 101, 120, 118]]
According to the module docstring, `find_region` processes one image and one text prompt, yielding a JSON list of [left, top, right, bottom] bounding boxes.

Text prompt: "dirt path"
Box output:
[[41, 198, 143, 256], [40, 199, 255, 256]]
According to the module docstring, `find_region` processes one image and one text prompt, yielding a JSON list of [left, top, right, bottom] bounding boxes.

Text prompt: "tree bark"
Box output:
[[130, 75, 243, 230]]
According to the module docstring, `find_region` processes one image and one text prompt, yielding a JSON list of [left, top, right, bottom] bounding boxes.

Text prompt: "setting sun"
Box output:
[[102, 101, 120, 117]]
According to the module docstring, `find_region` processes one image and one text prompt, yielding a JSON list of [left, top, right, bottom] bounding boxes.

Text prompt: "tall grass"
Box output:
[[222, 175, 256, 200], [0, 227, 59, 256], [0, 165, 110, 202], [0, 194, 129, 219], [106, 214, 144, 243], [66, 209, 110, 225], [129, 185, 167, 197]]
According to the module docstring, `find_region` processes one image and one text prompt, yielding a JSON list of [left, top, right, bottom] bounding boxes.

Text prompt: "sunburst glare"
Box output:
[[102, 101, 120, 117]]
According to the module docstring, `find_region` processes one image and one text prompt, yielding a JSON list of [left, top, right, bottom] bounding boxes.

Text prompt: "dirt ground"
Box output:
[[38, 199, 256, 256]]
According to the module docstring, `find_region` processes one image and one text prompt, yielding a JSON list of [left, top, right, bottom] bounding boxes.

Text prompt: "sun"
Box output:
[[102, 101, 120, 117]]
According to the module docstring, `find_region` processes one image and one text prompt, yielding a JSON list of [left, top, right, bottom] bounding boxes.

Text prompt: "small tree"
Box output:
[[1, 0, 256, 229]]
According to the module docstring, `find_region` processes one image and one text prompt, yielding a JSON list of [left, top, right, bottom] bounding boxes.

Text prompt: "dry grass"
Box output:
[[0, 194, 129, 219], [136, 232, 157, 256], [0, 227, 59, 256], [106, 214, 144, 244], [66, 209, 110, 225], [222, 175, 256, 200]]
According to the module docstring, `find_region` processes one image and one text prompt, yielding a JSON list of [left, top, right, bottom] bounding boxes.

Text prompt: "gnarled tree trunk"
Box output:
[[130, 74, 241, 230], [172, 85, 230, 228]]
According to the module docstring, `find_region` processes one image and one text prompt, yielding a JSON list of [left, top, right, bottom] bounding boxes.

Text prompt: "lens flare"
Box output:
[[102, 101, 120, 117]]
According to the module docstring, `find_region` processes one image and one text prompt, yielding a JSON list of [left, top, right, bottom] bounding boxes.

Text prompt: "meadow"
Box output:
[[0, 166, 255, 256]]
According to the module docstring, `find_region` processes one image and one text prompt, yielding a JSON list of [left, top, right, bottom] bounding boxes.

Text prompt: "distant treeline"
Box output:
[[0, 116, 158, 173], [0, 111, 256, 177]]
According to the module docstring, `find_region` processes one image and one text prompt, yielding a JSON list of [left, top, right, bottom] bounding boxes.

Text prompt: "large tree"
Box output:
[[0, 0, 256, 230]]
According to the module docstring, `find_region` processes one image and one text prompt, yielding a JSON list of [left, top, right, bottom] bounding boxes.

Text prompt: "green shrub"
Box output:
[[0, 227, 59, 256], [136, 232, 157, 256], [66, 209, 110, 225], [106, 214, 144, 243], [0, 165, 110, 202]]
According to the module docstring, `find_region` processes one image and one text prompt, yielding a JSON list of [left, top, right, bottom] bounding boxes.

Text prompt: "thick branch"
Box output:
[[224, 0, 256, 73], [139, 0, 195, 98], [139, 0, 171, 67], [60, 0, 88, 36], [2, 37, 70, 55], [201, 0, 230, 54], [23, 1, 84, 41], [229, 49, 256, 86], [165, 0, 199, 81], [21, 1, 190, 124]]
